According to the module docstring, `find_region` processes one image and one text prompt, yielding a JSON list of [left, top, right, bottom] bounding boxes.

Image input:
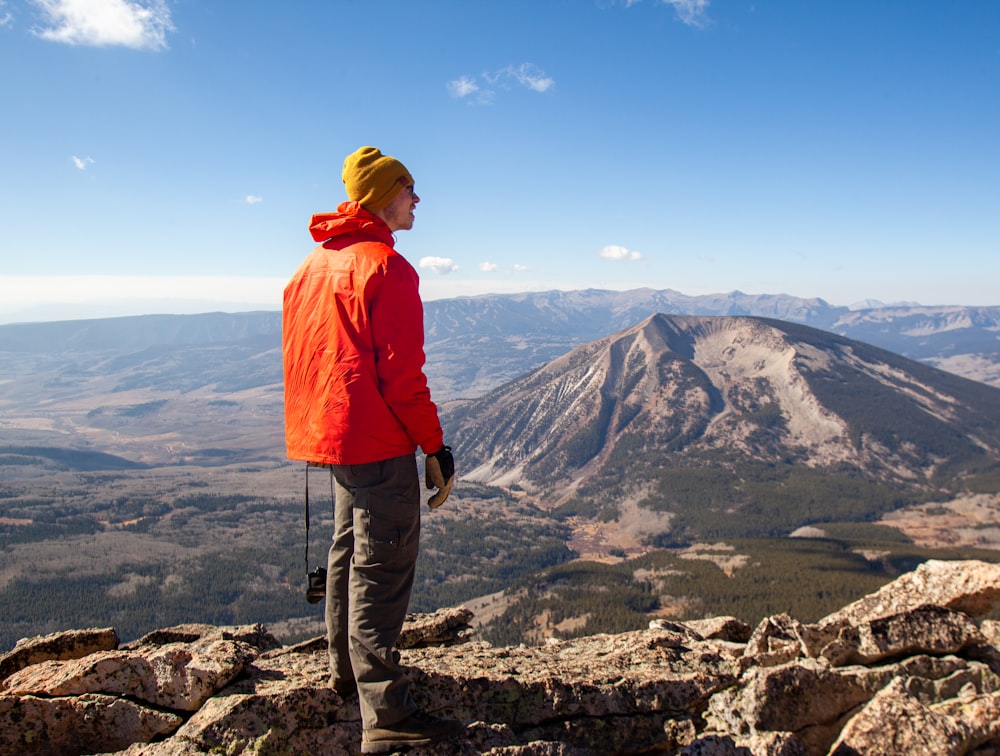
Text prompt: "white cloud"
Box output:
[[71, 155, 94, 170], [449, 63, 554, 105], [30, 0, 174, 50], [513, 264, 529, 273], [447, 76, 479, 98], [599, 244, 644, 261], [245, 195, 263, 205], [479, 262, 499, 273], [419, 256, 459, 275], [0, 2, 12, 28]]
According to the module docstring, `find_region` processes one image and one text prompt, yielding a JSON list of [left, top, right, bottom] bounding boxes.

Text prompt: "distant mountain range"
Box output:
[[421, 289, 1000, 397], [1, 289, 997, 406]]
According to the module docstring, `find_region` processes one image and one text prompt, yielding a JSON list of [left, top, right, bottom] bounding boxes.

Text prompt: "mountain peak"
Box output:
[[448, 314, 1000, 539]]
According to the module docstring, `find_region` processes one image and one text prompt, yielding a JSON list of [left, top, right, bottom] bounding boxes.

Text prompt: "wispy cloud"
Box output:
[[30, 0, 174, 50], [448, 63, 555, 105], [419, 256, 459, 275], [664, 0, 710, 28], [479, 262, 499, 273], [599, 244, 644, 261], [620, 0, 711, 29], [493, 63, 555, 94], [0, 1, 13, 28], [245, 195, 263, 205], [71, 155, 95, 170]]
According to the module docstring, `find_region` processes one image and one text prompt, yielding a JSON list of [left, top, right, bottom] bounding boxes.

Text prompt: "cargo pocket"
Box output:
[[356, 491, 418, 568]]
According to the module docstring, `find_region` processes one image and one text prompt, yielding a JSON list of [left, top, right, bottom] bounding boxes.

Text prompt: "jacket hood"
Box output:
[[309, 201, 395, 246]]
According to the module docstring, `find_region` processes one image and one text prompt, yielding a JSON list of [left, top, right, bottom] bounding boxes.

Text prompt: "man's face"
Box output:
[[379, 184, 419, 232]]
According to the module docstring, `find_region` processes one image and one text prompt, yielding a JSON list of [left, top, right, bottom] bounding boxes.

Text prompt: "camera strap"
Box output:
[[304, 462, 334, 573]]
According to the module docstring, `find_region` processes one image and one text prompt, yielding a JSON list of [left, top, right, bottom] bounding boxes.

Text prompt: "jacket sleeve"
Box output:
[[367, 254, 444, 455]]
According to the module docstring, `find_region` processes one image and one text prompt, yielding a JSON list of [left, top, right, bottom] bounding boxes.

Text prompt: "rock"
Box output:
[[4, 635, 259, 712], [893, 654, 1000, 703], [829, 676, 971, 754], [0, 627, 118, 681], [399, 605, 476, 648], [983, 619, 1000, 647], [683, 616, 753, 644], [0, 693, 182, 756], [935, 689, 1000, 746], [820, 559, 1000, 625], [124, 622, 281, 653], [403, 628, 739, 751], [165, 641, 357, 754], [704, 657, 881, 739], [741, 614, 807, 669], [845, 604, 985, 665], [2, 559, 1000, 755]]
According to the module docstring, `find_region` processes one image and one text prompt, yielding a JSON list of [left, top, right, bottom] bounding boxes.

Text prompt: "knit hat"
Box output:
[[341, 146, 414, 212]]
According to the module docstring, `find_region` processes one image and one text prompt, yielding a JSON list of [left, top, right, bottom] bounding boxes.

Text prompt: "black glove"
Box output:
[[425, 445, 455, 509]]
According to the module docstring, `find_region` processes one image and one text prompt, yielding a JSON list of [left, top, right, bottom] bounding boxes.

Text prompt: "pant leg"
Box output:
[[331, 454, 421, 729], [326, 468, 354, 687]]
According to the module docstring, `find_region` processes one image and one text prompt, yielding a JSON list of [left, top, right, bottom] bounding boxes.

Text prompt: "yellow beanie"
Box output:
[[341, 146, 414, 212]]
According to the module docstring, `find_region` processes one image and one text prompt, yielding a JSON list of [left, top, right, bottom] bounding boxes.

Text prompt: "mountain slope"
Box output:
[[444, 314, 1000, 541]]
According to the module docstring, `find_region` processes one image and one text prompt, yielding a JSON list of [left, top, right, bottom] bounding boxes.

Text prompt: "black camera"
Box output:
[[306, 567, 327, 603]]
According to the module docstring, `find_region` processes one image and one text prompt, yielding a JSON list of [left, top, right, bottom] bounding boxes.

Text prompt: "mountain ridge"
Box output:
[[1, 289, 998, 397]]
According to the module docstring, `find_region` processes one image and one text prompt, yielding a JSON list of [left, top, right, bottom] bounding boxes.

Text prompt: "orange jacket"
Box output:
[[282, 202, 443, 465]]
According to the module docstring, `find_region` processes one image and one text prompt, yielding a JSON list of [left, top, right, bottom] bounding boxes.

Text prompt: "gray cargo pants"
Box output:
[[325, 454, 421, 729]]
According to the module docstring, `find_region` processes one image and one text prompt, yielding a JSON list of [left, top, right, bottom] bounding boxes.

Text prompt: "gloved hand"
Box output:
[[425, 445, 455, 509]]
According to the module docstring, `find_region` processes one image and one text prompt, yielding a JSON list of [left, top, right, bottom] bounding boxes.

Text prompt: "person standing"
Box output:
[[282, 146, 461, 753]]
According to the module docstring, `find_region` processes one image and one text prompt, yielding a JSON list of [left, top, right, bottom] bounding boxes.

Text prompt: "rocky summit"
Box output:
[[2, 559, 1000, 755]]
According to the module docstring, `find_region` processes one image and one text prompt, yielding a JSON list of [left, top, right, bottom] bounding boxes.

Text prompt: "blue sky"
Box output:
[[1, 0, 997, 323]]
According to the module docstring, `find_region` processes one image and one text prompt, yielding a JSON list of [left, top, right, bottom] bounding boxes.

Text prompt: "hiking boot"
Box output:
[[361, 709, 465, 753]]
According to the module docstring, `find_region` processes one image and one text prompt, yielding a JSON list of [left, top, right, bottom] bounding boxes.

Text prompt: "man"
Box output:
[[282, 146, 462, 753]]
